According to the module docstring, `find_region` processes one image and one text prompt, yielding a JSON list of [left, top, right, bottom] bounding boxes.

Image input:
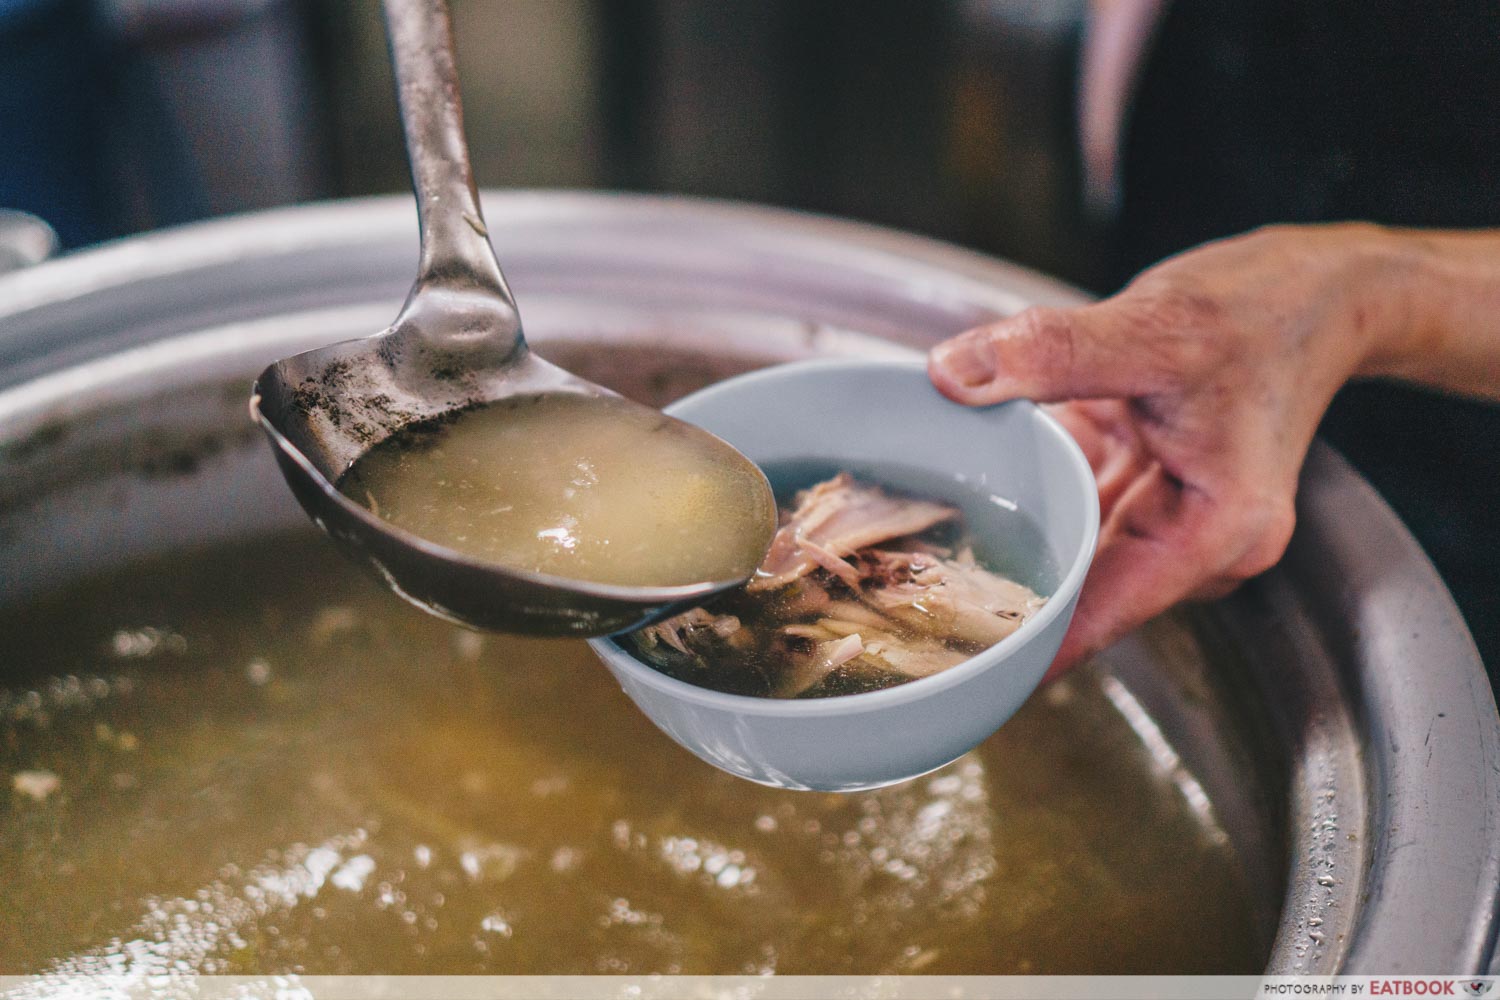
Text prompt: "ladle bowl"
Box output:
[[250, 0, 774, 636], [251, 351, 768, 636]]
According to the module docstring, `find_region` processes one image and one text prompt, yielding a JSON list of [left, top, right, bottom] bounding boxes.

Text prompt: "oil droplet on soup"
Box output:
[[338, 393, 775, 587]]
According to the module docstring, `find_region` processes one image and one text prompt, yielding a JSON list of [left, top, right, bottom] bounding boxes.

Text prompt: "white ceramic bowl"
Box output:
[[587, 358, 1099, 791]]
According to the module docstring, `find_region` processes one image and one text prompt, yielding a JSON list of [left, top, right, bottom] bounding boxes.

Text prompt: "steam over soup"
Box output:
[[628, 470, 1050, 698], [337, 392, 775, 587], [0, 531, 1268, 977]]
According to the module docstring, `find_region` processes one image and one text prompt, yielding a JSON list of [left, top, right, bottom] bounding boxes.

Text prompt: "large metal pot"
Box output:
[[0, 193, 1495, 974]]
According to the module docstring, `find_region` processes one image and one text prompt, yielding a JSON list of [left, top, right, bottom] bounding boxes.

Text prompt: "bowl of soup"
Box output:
[[586, 357, 1099, 791]]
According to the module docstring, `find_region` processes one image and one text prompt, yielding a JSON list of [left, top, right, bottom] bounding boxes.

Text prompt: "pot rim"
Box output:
[[0, 190, 1494, 974]]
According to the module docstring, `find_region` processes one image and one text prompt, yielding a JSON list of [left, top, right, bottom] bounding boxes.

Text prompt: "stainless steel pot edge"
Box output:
[[0, 192, 1086, 392], [0, 191, 1493, 973], [1290, 446, 1500, 973]]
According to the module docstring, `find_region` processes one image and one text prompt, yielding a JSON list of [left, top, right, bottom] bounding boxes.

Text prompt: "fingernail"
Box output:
[[931, 334, 996, 387]]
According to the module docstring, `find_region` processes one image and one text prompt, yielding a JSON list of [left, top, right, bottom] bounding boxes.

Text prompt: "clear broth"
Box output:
[[338, 393, 775, 587], [0, 532, 1267, 978], [761, 459, 1061, 593], [629, 461, 1058, 698]]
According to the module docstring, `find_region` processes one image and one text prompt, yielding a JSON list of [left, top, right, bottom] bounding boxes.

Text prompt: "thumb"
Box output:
[[928, 304, 1159, 405]]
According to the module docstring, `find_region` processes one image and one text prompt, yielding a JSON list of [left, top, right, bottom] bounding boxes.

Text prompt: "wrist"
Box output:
[[1339, 224, 1441, 381]]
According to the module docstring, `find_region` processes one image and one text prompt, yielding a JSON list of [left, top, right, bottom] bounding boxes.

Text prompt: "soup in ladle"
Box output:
[[337, 393, 775, 589]]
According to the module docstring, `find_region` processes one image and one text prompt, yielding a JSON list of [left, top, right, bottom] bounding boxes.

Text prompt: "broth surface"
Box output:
[[337, 393, 775, 588], [0, 532, 1267, 979], [630, 463, 1055, 698]]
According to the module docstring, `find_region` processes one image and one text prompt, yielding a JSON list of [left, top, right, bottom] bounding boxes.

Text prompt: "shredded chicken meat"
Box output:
[[627, 473, 1045, 699], [750, 473, 959, 591]]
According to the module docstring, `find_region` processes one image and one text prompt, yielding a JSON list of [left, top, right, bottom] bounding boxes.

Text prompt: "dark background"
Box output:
[[0, 0, 1102, 285]]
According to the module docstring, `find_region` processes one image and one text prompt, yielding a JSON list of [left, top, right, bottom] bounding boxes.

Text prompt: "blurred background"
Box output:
[[0, 0, 1104, 287]]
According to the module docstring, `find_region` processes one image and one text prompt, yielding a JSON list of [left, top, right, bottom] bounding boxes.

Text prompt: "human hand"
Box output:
[[929, 224, 1415, 676]]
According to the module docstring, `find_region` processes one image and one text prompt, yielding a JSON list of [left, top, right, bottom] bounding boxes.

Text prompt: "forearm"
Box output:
[[1356, 226, 1500, 401]]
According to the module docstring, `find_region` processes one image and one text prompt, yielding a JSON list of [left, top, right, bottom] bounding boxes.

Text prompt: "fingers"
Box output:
[[1045, 402, 1113, 469], [1043, 467, 1297, 680], [1046, 466, 1197, 677], [928, 303, 1171, 406], [1048, 401, 1151, 519]]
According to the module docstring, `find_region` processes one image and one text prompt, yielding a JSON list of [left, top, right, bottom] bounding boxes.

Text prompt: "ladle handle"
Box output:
[[383, 0, 524, 357]]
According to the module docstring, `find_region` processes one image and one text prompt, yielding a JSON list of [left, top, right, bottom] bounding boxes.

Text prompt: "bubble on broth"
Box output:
[[0, 532, 1267, 981]]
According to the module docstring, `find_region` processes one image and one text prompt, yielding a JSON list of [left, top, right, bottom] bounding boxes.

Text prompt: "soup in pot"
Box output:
[[0, 532, 1267, 979]]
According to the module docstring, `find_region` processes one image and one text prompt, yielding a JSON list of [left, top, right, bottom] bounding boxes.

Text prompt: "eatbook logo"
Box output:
[[1463, 981, 1495, 998]]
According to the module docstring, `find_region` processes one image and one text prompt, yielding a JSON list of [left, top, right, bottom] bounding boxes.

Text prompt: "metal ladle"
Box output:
[[250, 0, 775, 637]]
